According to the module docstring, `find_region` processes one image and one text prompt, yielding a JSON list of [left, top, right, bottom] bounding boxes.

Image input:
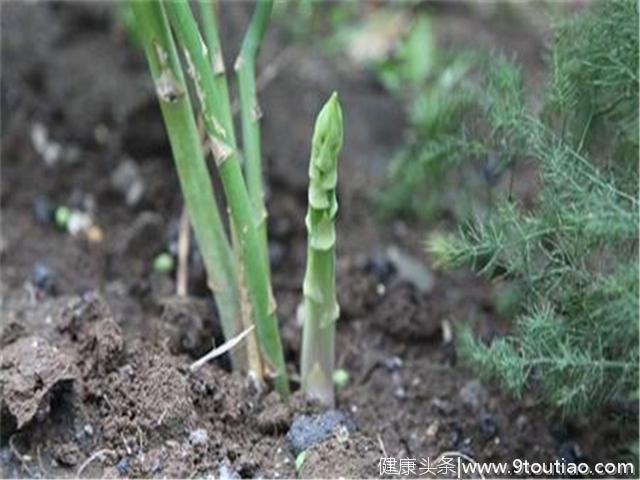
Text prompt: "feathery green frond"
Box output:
[[427, 0, 639, 416]]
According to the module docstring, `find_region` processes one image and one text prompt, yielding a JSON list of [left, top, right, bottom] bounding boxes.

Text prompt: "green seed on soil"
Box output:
[[55, 206, 71, 230], [332, 368, 349, 390], [153, 252, 175, 273]]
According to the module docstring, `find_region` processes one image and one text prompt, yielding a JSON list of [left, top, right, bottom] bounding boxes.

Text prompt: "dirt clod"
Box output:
[[298, 434, 379, 479], [52, 441, 81, 467], [372, 282, 441, 341], [0, 336, 77, 429], [158, 295, 221, 359]]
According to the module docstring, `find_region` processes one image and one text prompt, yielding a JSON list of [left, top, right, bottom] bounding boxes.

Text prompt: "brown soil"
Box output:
[[1, 2, 635, 479]]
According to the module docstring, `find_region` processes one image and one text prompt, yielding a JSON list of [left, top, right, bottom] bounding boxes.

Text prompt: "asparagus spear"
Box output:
[[301, 92, 344, 406]]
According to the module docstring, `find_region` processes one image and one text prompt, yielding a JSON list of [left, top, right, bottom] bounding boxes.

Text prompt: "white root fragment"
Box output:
[[190, 325, 256, 371], [77, 449, 116, 477]]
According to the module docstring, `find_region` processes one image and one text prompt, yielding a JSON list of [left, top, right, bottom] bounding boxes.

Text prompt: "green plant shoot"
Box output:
[[163, 0, 288, 397], [236, 0, 273, 273], [129, 1, 245, 370], [301, 92, 343, 406], [197, 0, 266, 383]]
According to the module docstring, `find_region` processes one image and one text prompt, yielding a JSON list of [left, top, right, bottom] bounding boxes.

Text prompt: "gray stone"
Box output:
[[386, 246, 434, 293], [286, 409, 355, 455], [188, 428, 208, 446]]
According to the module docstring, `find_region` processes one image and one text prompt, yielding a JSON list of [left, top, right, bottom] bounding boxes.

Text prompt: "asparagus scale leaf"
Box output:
[[301, 92, 344, 406]]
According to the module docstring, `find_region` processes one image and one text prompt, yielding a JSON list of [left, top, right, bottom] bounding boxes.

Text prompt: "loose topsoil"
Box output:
[[1, 2, 636, 479]]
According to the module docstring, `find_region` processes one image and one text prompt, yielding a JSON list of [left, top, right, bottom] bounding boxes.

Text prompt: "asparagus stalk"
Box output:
[[129, 0, 245, 370], [198, 0, 265, 384], [236, 0, 274, 271], [198, 0, 235, 147], [301, 92, 344, 406], [164, 0, 289, 397]]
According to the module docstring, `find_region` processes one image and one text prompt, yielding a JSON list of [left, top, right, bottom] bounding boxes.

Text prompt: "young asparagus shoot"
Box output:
[[301, 92, 344, 406], [163, 0, 289, 397], [129, 0, 245, 370]]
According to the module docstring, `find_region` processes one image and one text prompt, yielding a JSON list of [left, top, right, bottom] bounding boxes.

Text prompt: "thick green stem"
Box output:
[[301, 93, 343, 406], [198, 0, 236, 146], [130, 0, 244, 370], [198, 0, 263, 383], [236, 0, 273, 272], [164, 0, 288, 397]]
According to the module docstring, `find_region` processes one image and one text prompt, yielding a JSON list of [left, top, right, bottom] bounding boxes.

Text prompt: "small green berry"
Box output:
[[55, 206, 71, 230], [153, 252, 175, 274], [332, 368, 349, 390]]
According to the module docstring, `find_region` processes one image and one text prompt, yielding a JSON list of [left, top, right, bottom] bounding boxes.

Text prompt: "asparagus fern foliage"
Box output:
[[428, 0, 639, 416]]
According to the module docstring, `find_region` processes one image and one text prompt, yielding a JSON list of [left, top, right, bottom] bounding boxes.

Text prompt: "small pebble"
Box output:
[[31, 262, 56, 293], [0, 447, 12, 466], [432, 398, 453, 415], [393, 386, 406, 399], [34, 196, 55, 223], [67, 211, 92, 236], [459, 380, 488, 411], [455, 437, 474, 458], [94, 124, 109, 145], [118, 364, 135, 379], [426, 421, 439, 437], [31, 122, 61, 167], [218, 460, 240, 480], [86, 225, 104, 243], [286, 409, 356, 455], [189, 428, 208, 446], [557, 441, 583, 464], [383, 355, 403, 371], [386, 245, 434, 293], [116, 457, 130, 475], [516, 414, 528, 431], [477, 413, 498, 441], [111, 160, 145, 206], [364, 251, 396, 282]]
